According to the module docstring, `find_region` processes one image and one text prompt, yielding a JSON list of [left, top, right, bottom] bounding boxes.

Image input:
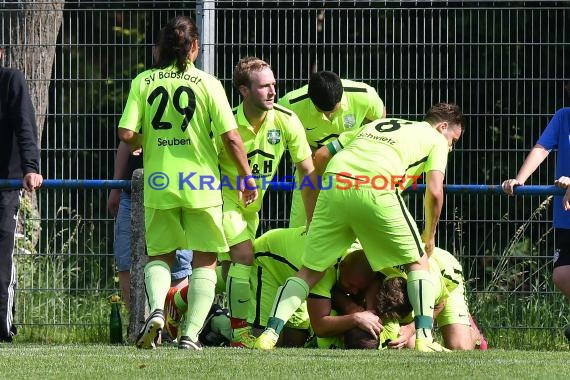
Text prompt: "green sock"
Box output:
[[226, 263, 252, 320], [181, 267, 217, 341], [173, 288, 188, 311], [268, 277, 309, 334], [143, 260, 171, 311], [407, 270, 435, 341]]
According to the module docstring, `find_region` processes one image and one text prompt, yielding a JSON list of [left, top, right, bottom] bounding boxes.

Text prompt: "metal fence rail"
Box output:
[[1, 1, 568, 348]]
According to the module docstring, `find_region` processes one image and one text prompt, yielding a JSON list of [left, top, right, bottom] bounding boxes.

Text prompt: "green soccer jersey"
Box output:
[[118, 62, 236, 209], [380, 258, 449, 305], [278, 79, 385, 148], [253, 226, 342, 298], [218, 103, 311, 212], [430, 247, 463, 294], [326, 118, 449, 189], [380, 248, 460, 306]]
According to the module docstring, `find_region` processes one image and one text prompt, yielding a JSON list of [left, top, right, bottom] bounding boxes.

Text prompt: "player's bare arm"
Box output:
[[221, 129, 258, 206], [307, 297, 381, 339], [107, 141, 131, 216], [502, 144, 549, 196], [313, 145, 333, 177], [295, 156, 318, 225], [422, 169, 444, 255], [117, 128, 142, 151]]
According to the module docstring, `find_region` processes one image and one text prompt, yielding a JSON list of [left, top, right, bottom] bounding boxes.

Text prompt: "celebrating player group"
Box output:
[[116, 14, 570, 352]]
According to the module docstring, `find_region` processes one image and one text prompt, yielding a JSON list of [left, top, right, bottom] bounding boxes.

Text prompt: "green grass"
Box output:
[[0, 345, 568, 379]]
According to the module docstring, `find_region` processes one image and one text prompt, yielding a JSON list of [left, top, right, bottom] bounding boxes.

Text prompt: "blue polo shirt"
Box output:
[[536, 108, 570, 228]]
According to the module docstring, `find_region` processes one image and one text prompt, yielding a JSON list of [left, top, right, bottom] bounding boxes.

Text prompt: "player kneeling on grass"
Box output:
[[376, 247, 487, 351]]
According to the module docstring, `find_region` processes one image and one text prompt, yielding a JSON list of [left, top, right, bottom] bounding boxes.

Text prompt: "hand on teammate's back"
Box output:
[[239, 176, 258, 207]]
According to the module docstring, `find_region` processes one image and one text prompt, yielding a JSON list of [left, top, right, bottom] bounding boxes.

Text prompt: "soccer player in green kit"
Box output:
[[278, 71, 386, 227], [117, 16, 257, 350], [376, 247, 487, 351], [213, 57, 317, 347], [254, 103, 464, 352], [164, 227, 388, 348]]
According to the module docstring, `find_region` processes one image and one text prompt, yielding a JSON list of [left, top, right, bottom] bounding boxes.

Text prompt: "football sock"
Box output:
[[226, 263, 252, 321], [181, 267, 217, 341], [174, 285, 188, 310], [267, 276, 310, 334], [143, 260, 171, 311], [407, 270, 435, 341]]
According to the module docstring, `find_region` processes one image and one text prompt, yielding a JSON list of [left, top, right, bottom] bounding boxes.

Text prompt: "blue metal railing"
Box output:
[[0, 179, 565, 195]]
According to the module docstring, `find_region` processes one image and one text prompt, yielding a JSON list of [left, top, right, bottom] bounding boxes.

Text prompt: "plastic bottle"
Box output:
[[109, 295, 123, 344]]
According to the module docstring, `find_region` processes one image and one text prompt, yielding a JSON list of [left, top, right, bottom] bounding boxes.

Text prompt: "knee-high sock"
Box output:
[[407, 270, 435, 341], [143, 260, 171, 311], [226, 263, 252, 321], [267, 277, 309, 334], [181, 267, 217, 341]]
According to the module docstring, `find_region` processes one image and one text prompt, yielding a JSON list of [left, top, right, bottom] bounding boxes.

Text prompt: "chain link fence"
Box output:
[[2, 1, 569, 347]]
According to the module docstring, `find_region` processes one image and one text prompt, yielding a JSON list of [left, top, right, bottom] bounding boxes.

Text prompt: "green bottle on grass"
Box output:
[[110, 295, 123, 344]]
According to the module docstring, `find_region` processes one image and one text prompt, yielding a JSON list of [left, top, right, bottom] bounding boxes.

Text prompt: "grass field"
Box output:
[[0, 344, 568, 379]]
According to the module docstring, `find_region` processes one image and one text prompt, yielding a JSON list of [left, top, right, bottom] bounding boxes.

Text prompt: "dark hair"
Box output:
[[376, 277, 413, 321], [425, 102, 465, 130], [344, 327, 379, 349], [153, 16, 199, 72], [307, 71, 343, 112], [233, 57, 271, 89]]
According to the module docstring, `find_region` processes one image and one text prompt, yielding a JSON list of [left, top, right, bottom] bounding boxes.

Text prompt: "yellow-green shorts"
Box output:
[[144, 205, 228, 255], [247, 261, 309, 330], [436, 283, 470, 327], [222, 200, 259, 247], [304, 177, 424, 272]]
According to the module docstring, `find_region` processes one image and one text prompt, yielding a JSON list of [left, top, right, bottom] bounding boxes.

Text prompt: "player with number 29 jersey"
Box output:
[[118, 61, 237, 209]]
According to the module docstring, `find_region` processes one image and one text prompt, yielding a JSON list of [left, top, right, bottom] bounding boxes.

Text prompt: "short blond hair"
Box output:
[[233, 57, 271, 89]]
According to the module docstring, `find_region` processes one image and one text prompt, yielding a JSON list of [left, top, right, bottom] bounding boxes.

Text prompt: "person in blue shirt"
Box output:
[[502, 108, 570, 305]]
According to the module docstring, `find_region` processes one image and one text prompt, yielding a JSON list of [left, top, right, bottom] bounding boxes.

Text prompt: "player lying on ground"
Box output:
[[164, 226, 390, 348], [376, 247, 487, 350]]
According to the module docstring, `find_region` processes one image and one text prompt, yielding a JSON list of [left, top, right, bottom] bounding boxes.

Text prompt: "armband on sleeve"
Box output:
[[326, 139, 344, 156]]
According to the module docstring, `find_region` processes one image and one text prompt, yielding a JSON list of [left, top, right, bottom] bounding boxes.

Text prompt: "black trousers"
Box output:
[[0, 190, 20, 341]]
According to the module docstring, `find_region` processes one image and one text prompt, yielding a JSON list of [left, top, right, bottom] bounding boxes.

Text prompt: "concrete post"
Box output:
[[128, 168, 147, 343]]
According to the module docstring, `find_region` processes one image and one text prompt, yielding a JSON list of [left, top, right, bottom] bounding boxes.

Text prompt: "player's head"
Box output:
[[154, 16, 200, 72], [376, 276, 413, 321], [233, 57, 276, 111], [425, 102, 464, 152], [344, 327, 379, 349], [308, 71, 343, 117], [338, 249, 375, 296]]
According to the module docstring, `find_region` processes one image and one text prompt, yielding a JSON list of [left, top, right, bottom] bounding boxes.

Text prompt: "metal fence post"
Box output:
[[196, 0, 216, 74], [128, 168, 147, 343]]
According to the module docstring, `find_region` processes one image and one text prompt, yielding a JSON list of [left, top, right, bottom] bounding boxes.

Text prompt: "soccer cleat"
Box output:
[[199, 304, 231, 347], [230, 326, 256, 348], [415, 338, 451, 352], [253, 328, 279, 350], [164, 287, 185, 340], [136, 309, 165, 349], [178, 336, 204, 350]]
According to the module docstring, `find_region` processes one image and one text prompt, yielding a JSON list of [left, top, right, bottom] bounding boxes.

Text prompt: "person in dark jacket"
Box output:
[[0, 46, 43, 342]]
